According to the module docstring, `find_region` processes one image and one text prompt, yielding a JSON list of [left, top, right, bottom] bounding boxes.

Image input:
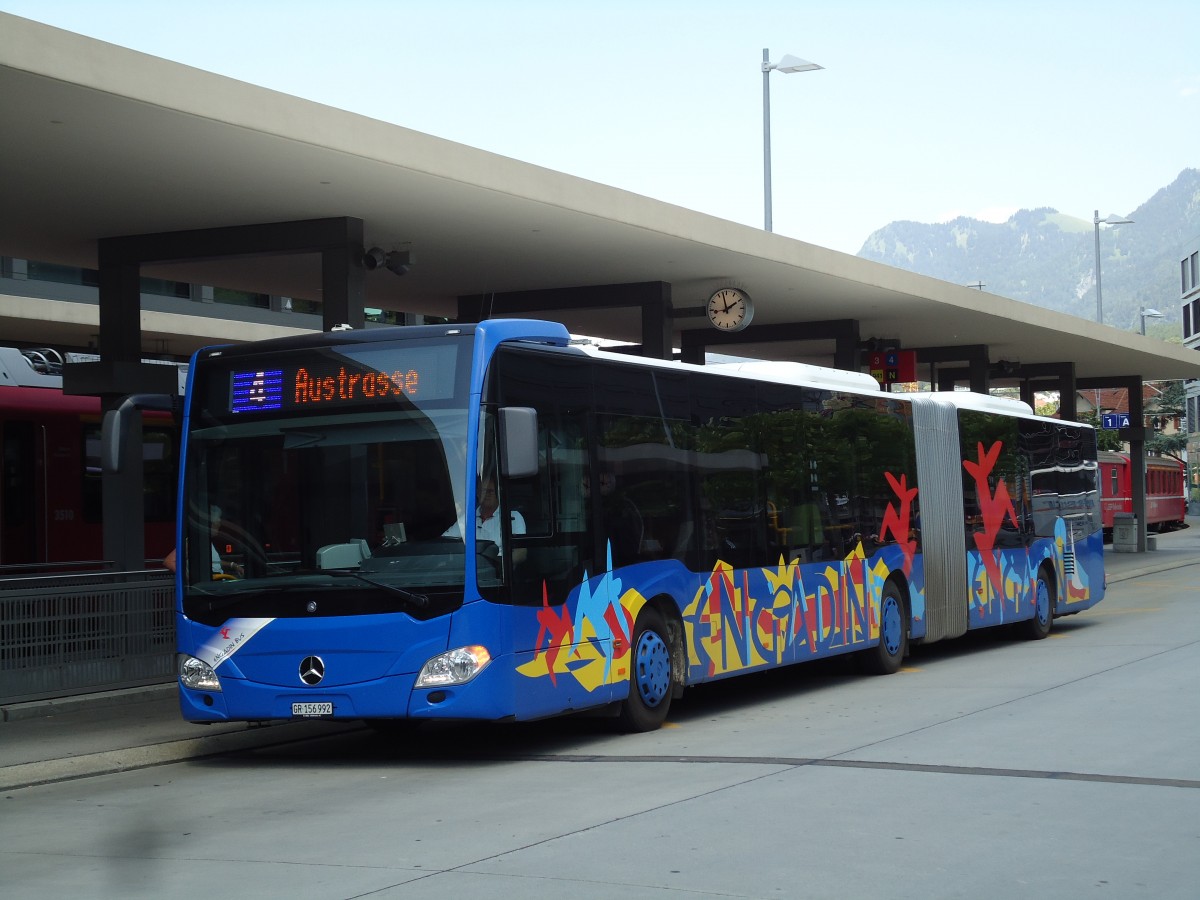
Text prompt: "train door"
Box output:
[[1, 419, 40, 566]]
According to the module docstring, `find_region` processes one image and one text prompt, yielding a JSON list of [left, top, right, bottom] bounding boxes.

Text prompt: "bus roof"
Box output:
[[914, 390, 1036, 418], [572, 344, 884, 393], [704, 359, 882, 392]]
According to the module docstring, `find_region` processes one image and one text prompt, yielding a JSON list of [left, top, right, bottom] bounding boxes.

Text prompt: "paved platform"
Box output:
[[2, 520, 1196, 792]]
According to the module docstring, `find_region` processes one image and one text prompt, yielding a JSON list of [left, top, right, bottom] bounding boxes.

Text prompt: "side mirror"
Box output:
[[100, 393, 176, 474], [499, 407, 539, 478], [100, 406, 129, 475]]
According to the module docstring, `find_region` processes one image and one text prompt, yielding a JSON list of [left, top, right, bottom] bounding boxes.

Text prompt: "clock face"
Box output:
[[707, 288, 754, 332]]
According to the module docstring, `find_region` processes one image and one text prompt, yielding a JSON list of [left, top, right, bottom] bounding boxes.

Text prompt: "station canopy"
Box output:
[[2, 12, 1198, 385]]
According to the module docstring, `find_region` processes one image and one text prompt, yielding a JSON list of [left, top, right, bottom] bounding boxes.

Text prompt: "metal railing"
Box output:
[[0, 569, 174, 705]]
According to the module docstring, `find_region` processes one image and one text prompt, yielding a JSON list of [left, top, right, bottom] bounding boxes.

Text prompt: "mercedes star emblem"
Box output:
[[299, 655, 325, 686]]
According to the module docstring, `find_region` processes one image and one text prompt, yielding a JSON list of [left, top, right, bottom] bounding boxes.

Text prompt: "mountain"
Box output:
[[856, 168, 1200, 334]]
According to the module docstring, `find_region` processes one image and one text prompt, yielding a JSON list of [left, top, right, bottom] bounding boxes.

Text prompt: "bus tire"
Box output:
[[1020, 565, 1055, 641], [861, 580, 907, 676], [618, 605, 674, 732]]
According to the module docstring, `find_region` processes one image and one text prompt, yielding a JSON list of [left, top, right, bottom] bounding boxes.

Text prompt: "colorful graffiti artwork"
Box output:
[[963, 440, 1095, 626], [681, 547, 906, 680], [518, 549, 645, 692], [517, 472, 927, 692]]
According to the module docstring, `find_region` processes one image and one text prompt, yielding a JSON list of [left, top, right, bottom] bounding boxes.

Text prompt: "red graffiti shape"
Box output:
[[603, 601, 631, 660], [533, 583, 574, 685], [962, 441, 1018, 600], [880, 471, 919, 573]]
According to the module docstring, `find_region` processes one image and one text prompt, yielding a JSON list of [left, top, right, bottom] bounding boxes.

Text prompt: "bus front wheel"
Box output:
[[618, 606, 674, 732]]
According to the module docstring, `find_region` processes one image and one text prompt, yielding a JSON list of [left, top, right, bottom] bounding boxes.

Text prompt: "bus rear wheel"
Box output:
[[618, 606, 674, 732], [1019, 566, 1054, 641], [860, 580, 907, 675]]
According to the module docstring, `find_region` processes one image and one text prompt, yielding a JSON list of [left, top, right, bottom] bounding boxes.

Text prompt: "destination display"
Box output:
[[228, 344, 458, 414], [230, 369, 285, 412]]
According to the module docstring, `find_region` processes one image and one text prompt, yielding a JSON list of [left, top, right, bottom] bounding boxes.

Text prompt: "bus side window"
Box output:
[[503, 429, 550, 538], [690, 372, 767, 570], [492, 347, 592, 604]]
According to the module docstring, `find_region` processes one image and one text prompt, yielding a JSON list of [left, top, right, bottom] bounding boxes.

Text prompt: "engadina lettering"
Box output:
[[294, 366, 419, 403]]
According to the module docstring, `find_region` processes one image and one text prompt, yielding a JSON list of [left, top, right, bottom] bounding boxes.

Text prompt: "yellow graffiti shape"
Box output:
[[515, 587, 648, 691]]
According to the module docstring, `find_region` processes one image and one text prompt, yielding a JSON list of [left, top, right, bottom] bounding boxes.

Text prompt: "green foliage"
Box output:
[[1144, 381, 1186, 458], [959, 411, 1023, 476], [1077, 411, 1123, 451], [1147, 380, 1185, 416], [1146, 432, 1186, 458]]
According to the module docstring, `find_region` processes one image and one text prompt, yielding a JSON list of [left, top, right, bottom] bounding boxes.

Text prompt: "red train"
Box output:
[[0, 347, 178, 572], [1098, 451, 1188, 535]]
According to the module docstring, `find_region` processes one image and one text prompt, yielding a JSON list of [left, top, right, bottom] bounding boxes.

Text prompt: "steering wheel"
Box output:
[[477, 541, 501, 575]]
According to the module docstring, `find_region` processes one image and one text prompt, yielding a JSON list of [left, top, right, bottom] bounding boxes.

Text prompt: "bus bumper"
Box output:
[[178, 651, 536, 724]]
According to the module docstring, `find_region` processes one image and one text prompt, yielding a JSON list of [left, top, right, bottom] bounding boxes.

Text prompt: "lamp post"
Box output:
[[1140, 306, 1164, 335], [1093, 210, 1134, 324], [762, 49, 823, 232]]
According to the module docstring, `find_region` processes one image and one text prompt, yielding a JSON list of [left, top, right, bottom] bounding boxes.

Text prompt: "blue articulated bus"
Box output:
[[171, 319, 1104, 731]]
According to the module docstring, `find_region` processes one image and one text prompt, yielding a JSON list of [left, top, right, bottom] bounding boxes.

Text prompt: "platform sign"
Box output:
[[869, 349, 916, 387], [1101, 412, 1131, 429]]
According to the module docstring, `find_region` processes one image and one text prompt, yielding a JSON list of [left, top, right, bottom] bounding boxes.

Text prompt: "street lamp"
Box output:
[[1140, 306, 1164, 335], [762, 48, 823, 233], [1093, 210, 1134, 324]]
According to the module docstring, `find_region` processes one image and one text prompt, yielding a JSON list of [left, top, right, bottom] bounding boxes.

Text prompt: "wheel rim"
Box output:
[[881, 594, 903, 656], [1035, 577, 1050, 626], [633, 628, 671, 707]]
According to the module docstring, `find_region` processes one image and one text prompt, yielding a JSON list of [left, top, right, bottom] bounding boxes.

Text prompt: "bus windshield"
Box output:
[[180, 336, 472, 622]]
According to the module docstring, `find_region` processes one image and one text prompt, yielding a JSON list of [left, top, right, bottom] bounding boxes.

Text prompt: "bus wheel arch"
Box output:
[[860, 576, 909, 676], [618, 598, 680, 732]]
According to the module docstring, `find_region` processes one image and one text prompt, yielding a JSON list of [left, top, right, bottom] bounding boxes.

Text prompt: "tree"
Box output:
[[1145, 381, 1186, 459], [1078, 411, 1123, 451]]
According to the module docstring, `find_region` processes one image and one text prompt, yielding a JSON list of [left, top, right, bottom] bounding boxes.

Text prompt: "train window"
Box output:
[[82, 423, 177, 523], [83, 425, 102, 523], [143, 428, 177, 522], [3, 422, 34, 529], [2, 422, 37, 563]]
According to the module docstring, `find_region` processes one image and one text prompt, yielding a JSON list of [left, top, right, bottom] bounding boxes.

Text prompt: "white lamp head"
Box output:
[[773, 54, 824, 74]]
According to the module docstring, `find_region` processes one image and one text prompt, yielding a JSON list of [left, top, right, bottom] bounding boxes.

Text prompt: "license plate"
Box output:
[[292, 702, 333, 717]]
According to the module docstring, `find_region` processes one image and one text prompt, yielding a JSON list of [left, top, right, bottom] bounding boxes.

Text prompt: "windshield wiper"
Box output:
[[322, 570, 430, 609], [192, 574, 430, 614], [192, 584, 290, 614]]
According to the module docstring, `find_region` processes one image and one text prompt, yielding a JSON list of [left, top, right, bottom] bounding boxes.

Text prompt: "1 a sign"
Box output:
[[1101, 412, 1131, 429]]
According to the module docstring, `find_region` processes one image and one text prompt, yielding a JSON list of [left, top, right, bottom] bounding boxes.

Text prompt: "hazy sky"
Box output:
[[4, 0, 1198, 255]]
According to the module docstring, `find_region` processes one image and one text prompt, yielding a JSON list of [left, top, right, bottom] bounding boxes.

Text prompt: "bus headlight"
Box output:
[[415, 645, 492, 687], [178, 654, 222, 692]]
